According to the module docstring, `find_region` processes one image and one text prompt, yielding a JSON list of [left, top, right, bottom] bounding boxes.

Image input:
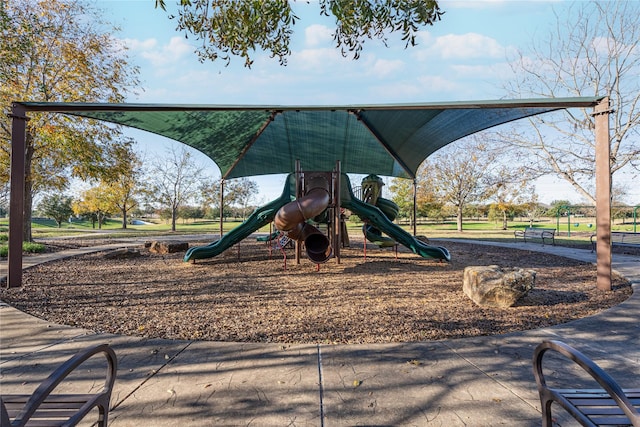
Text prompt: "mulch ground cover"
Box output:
[[0, 238, 631, 344]]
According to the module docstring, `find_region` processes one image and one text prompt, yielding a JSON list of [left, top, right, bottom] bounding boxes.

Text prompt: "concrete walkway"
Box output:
[[1, 239, 639, 426]]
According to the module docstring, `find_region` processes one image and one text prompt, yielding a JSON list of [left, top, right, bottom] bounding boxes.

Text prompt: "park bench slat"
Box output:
[[1, 345, 117, 427], [533, 340, 640, 427], [514, 227, 556, 245], [591, 232, 640, 252]]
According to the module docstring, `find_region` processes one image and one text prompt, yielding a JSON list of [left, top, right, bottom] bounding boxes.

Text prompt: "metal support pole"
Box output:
[[594, 97, 612, 291], [7, 104, 28, 288], [219, 179, 224, 238], [334, 160, 341, 264], [295, 160, 301, 264], [412, 179, 417, 236]]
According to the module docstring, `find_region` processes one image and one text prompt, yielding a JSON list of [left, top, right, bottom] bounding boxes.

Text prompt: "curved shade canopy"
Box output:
[[19, 97, 602, 179]]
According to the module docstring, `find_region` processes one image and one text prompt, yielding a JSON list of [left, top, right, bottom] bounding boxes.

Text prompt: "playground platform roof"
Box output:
[[17, 97, 602, 180]]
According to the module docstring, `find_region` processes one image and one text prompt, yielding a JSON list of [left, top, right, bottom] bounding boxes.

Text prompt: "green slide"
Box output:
[[340, 176, 451, 261], [256, 231, 279, 242], [183, 175, 295, 262], [362, 197, 399, 247]]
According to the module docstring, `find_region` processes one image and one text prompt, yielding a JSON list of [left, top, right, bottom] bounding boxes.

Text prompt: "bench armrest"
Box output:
[[1, 398, 10, 427], [5, 344, 117, 427], [533, 340, 640, 425]]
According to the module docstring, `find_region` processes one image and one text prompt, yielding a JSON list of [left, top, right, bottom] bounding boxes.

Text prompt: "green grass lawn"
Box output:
[[1, 216, 636, 248]]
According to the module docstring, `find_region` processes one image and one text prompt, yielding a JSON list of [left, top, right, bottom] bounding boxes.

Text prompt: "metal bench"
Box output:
[[1, 344, 117, 427], [590, 231, 640, 252], [533, 340, 640, 427], [514, 227, 556, 246]]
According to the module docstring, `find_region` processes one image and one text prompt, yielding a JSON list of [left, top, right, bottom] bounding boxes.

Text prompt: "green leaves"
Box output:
[[158, 0, 443, 67], [1, 0, 140, 240], [38, 194, 74, 227], [322, 0, 443, 60]]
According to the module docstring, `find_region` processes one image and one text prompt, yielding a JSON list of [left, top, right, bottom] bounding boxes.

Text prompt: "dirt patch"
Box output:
[[1, 238, 631, 344]]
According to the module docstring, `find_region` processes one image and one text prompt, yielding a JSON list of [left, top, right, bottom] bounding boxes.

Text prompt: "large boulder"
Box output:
[[463, 265, 536, 308], [149, 241, 189, 254]]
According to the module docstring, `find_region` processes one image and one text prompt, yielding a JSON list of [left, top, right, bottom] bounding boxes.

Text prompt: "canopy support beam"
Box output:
[[349, 109, 415, 179], [7, 103, 28, 288], [594, 97, 612, 291], [222, 110, 280, 180]]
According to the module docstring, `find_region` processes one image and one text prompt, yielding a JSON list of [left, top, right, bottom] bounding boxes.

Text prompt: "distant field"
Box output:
[[2, 216, 636, 247]]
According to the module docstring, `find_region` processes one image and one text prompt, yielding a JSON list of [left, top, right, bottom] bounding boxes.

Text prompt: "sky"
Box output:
[[96, 0, 638, 206]]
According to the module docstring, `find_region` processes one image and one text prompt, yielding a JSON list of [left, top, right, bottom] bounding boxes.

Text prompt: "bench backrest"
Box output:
[[611, 231, 640, 244], [525, 227, 555, 233]]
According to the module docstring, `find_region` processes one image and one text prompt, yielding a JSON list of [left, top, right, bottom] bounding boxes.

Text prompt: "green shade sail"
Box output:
[[19, 97, 602, 179]]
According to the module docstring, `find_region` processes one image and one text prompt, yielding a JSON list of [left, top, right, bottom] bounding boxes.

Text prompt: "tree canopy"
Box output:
[[155, 0, 444, 67], [0, 0, 140, 240], [37, 194, 73, 228]]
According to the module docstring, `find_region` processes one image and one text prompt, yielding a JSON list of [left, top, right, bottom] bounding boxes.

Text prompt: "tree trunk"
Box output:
[[457, 205, 463, 232], [171, 207, 177, 231], [502, 210, 508, 230], [121, 207, 127, 229]]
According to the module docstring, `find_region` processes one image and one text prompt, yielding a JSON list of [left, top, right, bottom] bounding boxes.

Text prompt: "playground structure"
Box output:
[[183, 164, 451, 264], [8, 98, 614, 290], [359, 174, 400, 249]]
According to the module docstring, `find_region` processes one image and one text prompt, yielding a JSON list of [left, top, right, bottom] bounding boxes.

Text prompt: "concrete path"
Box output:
[[1, 239, 638, 426]]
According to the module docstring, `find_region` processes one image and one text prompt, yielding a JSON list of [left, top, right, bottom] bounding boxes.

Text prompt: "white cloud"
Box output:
[[434, 33, 505, 59], [305, 24, 333, 47], [290, 47, 345, 70], [121, 37, 158, 51], [414, 32, 506, 60], [367, 59, 405, 78], [124, 36, 193, 67]]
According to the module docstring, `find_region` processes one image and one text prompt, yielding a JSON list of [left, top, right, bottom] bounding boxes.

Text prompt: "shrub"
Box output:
[[0, 242, 46, 257], [23, 242, 46, 253]]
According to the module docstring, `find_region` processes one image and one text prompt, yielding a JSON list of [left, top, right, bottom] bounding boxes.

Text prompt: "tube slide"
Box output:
[[340, 176, 451, 261], [274, 175, 332, 263], [183, 175, 296, 262]]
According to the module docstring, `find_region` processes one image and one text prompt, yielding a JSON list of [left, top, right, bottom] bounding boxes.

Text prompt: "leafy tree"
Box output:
[[0, 0, 139, 241], [179, 205, 204, 223], [0, 182, 8, 216], [499, 1, 640, 205], [226, 178, 259, 220], [420, 139, 499, 232], [389, 178, 414, 220], [101, 143, 145, 229], [37, 194, 73, 227], [73, 187, 113, 229], [155, 0, 444, 67], [415, 169, 443, 221], [487, 179, 528, 230], [198, 177, 239, 219], [545, 200, 571, 218], [147, 147, 204, 231]]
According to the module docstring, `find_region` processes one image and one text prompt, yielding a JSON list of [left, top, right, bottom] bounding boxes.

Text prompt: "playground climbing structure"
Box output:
[[184, 164, 451, 264]]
